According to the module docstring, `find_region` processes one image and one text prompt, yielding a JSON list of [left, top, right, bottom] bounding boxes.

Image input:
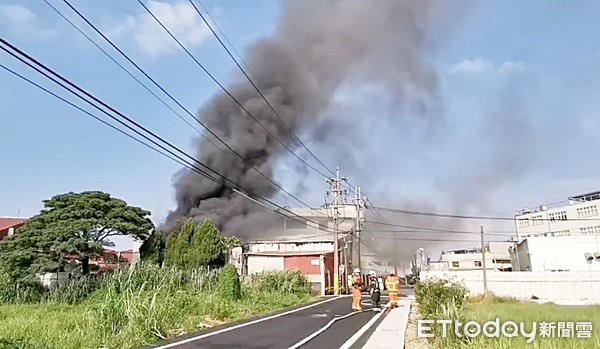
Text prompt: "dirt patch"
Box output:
[[405, 303, 434, 349]]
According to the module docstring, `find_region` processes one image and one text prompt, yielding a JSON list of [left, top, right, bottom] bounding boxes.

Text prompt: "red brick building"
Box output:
[[0, 218, 28, 241]]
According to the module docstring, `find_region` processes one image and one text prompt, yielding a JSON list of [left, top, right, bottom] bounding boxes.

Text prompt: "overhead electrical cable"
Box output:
[[55, 0, 330, 218], [0, 37, 336, 233], [138, 0, 382, 217], [372, 206, 600, 222]]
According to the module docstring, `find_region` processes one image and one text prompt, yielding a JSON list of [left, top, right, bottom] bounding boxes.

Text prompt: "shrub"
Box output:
[[415, 278, 467, 317], [218, 264, 241, 301], [250, 270, 313, 296]]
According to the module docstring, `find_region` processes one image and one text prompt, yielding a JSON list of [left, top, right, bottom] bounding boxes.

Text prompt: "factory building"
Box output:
[[428, 242, 515, 272], [510, 236, 600, 272], [243, 206, 357, 295], [515, 190, 600, 238]]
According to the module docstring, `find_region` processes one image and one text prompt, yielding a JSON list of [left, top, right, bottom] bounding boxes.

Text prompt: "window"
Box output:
[[474, 261, 482, 267], [551, 230, 570, 237], [518, 218, 530, 227], [577, 205, 599, 218], [452, 261, 459, 268], [493, 259, 511, 264], [548, 211, 567, 222], [580, 225, 600, 236], [531, 215, 544, 226]]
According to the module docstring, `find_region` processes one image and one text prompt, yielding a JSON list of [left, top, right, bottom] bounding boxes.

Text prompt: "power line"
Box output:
[[135, 0, 333, 182], [186, 0, 333, 178], [0, 37, 336, 235], [144, 0, 382, 215], [373, 205, 600, 222], [365, 229, 513, 238], [56, 0, 327, 217], [41, 0, 219, 149], [192, 0, 252, 75]]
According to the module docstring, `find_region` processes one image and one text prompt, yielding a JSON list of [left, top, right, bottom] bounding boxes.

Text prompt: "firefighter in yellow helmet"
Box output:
[[351, 268, 363, 311], [385, 272, 400, 308]]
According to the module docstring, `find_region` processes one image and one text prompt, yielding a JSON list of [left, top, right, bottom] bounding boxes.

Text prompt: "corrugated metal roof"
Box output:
[[0, 218, 27, 231]]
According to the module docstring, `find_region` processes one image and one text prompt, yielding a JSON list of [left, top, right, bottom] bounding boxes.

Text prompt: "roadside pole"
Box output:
[[481, 225, 489, 295]]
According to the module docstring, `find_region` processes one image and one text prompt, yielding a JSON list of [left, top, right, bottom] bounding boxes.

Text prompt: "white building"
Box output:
[[244, 206, 358, 295], [510, 236, 600, 272], [515, 190, 600, 238], [429, 242, 515, 272]]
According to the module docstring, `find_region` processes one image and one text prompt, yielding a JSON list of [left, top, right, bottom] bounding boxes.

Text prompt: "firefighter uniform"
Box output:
[[351, 268, 363, 311], [369, 271, 381, 309], [385, 272, 400, 308]]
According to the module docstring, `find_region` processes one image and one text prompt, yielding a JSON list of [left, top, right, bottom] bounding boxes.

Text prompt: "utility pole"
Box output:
[[481, 226, 489, 295], [326, 167, 345, 295], [354, 186, 364, 273]]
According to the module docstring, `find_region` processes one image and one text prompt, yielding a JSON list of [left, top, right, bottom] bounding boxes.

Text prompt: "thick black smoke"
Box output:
[[162, 0, 468, 238]]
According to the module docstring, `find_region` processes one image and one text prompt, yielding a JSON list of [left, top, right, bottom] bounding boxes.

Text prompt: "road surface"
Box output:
[[147, 288, 414, 349]]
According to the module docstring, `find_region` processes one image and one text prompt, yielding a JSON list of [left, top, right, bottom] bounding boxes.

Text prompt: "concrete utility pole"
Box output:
[[354, 186, 364, 273], [480, 226, 489, 295], [326, 167, 345, 295]]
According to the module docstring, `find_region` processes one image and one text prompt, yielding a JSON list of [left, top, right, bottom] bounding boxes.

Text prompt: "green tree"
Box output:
[[218, 264, 241, 300], [164, 218, 225, 268], [139, 229, 165, 266], [0, 191, 154, 279], [190, 219, 224, 268], [165, 219, 195, 267]]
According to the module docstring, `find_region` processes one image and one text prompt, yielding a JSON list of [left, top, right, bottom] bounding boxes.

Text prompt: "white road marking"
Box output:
[[286, 309, 379, 349], [338, 309, 385, 349], [152, 296, 347, 349]]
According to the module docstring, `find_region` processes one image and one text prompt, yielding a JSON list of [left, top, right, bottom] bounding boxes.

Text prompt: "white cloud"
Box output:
[[447, 58, 527, 75], [0, 4, 60, 38], [110, 0, 211, 57], [498, 61, 527, 75], [447, 57, 494, 74], [0, 4, 35, 24]]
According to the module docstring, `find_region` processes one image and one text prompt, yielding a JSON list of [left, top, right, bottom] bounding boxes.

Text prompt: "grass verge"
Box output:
[[0, 265, 314, 349], [415, 278, 600, 349]]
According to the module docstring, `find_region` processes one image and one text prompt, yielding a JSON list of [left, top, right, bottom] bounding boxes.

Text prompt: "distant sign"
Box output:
[[311, 259, 320, 266], [339, 264, 345, 274]]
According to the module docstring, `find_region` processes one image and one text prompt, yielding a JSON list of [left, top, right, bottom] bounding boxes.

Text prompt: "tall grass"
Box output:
[[415, 279, 600, 349], [0, 264, 314, 349]]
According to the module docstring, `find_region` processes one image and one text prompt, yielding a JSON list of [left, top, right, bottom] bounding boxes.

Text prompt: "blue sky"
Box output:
[[2, 0, 600, 252]]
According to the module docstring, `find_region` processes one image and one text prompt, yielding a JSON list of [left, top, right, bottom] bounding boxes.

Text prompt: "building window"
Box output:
[[550, 230, 570, 237], [493, 259, 511, 264], [580, 225, 600, 236], [474, 261, 482, 267], [452, 261, 459, 268], [531, 215, 544, 226], [548, 211, 567, 222], [577, 205, 599, 218], [518, 218, 530, 227]]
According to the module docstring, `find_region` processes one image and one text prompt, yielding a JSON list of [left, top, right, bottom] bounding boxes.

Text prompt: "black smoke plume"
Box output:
[[162, 0, 469, 238]]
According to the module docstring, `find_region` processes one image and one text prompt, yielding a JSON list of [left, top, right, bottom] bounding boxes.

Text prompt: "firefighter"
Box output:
[[385, 272, 400, 308], [351, 268, 363, 311], [369, 270, 381, 309]]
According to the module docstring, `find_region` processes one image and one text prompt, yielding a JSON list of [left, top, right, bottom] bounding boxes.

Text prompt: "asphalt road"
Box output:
[[149, 296, 377, 349], [148, 288, 414, 349]]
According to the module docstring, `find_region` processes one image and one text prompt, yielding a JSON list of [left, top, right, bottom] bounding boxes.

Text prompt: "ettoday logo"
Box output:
[[417, 319, 593, 343]]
